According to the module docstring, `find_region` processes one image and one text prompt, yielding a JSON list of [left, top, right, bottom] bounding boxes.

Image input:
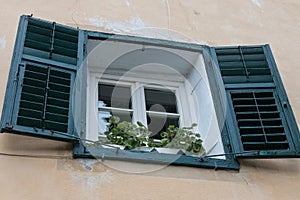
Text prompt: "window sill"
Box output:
[[73, 142, 240, 170], [87, 144, 196, 156]]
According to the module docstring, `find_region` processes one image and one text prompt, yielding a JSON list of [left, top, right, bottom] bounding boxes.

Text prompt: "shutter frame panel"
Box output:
[[228, 89, 295, 153], [213, 44, 300, 158], [24, 18, 79, 65], [0, 15, 82, 142], [215, 46, 273, 84]]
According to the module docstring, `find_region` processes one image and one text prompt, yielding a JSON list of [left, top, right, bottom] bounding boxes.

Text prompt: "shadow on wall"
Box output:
[[0, 134, 72, 154]]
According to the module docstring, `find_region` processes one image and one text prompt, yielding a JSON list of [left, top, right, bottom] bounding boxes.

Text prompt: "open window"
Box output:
[[1, 15, 300, 170], [79, 38, 228, 162]]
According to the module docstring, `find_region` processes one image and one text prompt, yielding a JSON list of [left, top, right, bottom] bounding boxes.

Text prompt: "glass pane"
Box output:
[[98, 109, 133, 134], [98, 84, 131, 109], [147, 114, 179, 139], [144, 88, 177, 113]]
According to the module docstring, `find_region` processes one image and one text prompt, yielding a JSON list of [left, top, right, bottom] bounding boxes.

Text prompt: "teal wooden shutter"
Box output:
[[212, 45, 300, 158], [0, 15, 83, 142]]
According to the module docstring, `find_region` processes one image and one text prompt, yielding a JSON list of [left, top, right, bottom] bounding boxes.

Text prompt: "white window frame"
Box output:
[[87, 71, 199, 142]]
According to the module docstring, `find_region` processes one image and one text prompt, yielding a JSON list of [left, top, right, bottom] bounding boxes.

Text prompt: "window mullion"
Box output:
[[131, 82, 147, 126], [177, 85, 190, 127], [86, 73, 99, 141]]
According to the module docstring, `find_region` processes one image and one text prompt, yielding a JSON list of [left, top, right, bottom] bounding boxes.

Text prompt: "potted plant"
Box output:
[[96, 116, 205, 156]]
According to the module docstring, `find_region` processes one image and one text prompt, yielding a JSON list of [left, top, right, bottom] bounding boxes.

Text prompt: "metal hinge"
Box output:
[[15, 64, 24, 82], [83, 43, 87, 55]]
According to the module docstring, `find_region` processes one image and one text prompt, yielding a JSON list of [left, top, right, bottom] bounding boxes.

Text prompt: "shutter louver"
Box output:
[[230, 91, 289, 151], [24, 18, 78, 65], [17, 64, 71, 133]]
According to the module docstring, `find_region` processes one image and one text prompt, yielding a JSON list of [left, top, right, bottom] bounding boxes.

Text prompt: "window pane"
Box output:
[[144, 88, 177, 113], [98, 109, 133, 134], [147, 114, 179, 139], [98, 84, 131, 109]]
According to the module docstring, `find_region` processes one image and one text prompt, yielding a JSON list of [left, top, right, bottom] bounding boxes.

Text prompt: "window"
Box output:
[[1, 15, 300, 170], [93, 73, 195, 141], [86, 54, 200, 142], [98, 82, 182, 139], [84, 38, 225, 159]]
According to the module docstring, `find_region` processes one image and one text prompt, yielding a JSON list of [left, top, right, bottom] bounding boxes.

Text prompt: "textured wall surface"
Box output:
[[0, 0, 299, 199]]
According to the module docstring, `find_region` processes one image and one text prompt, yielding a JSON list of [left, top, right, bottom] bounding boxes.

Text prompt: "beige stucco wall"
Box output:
[[0, 0, 300, 199]]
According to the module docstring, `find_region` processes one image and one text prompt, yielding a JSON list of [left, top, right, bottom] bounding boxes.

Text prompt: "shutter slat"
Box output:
[[45, 113, 69, 123], [17, 116, 42, 128], [19, 108, 43, 119], [48, 90, 70, 100], [243, 141, 289, 151], [22, 84, 45, 96], [24, 39, 51, 52], [44, 120, 68, 132], [215, 47, 264, 55], [21, 92, 44, 103], [26, 24, 52, 37], [52, 44, 78, 58], [51, 53, 77, 66], [55, 24, 78, 37], [47, 97, 69, 108], [219, 60, 268, 68], [23, 47, 50, 60], [54, 32, 78, 43], [20, 100, 44, 111], [54, 38, 78, 50], [46, 105, 69, 116], [222, 75, 273, 84], [217, 54, 266, 62]]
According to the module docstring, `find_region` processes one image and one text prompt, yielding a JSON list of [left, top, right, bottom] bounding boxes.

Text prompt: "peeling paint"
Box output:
[[79, 159, 99, 171], [125, 0, 130, 7], [129, 16, 145, 28], [0, 36, 6, 49], [87, 16, 146, 33], [71, 170, 114, 190], [251, 0, 261, 7], [240, 8, 263, 27], [194, 39, 207, 45], [241, 9, 255, 23], [87, 16, 207, 45]]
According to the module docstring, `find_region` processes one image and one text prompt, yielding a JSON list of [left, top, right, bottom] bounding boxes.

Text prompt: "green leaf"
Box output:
[[102, 116, 205, 155], [109, 116, 120, 124], [161, 138, 170, 147], [137, 121, 145, 127], [191, 123, 197, 127]]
